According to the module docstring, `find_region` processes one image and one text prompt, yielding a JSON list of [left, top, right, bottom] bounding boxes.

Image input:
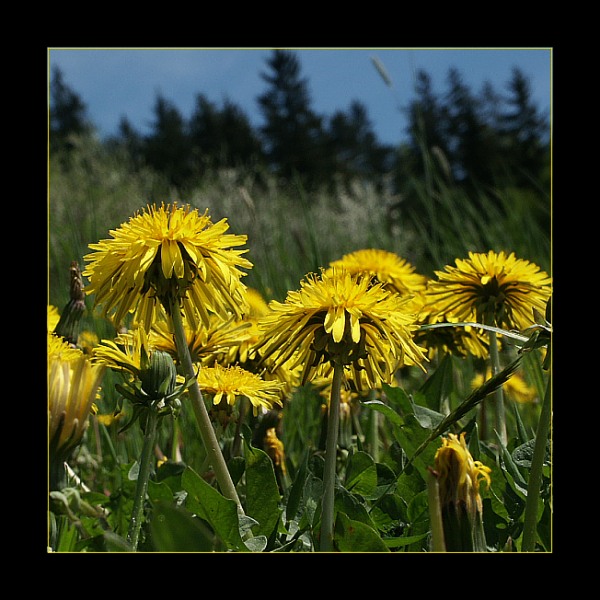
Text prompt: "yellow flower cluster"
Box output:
[[51, 201, 551, 508]]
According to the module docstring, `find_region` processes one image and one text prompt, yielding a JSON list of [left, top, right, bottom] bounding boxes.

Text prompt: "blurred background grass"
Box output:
[[49, 134, 550, 312]]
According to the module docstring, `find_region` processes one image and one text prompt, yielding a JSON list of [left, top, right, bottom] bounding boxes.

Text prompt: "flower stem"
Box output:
[[521, 375, 551, 551], [320, 362, 343, 552], [368, 389, 379, 462], [127, 407, 158, 551], [488, 330, 507, 446], [427, 468, 446, 552], [169, 305, 244, 513]]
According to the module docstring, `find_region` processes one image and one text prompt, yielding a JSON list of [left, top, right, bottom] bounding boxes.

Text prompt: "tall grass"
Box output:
[[50, 137, 549, 311]]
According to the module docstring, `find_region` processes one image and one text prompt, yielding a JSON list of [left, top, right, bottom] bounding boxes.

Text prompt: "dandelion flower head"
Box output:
[[257, 267, 427, 390], [328, 248, 428, 296], [83, 203, 253, 331], [197, 362, 284, 416], [426, 250, 551, 330]]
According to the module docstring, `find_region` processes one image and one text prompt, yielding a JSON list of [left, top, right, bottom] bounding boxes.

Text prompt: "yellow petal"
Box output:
[[161, 240, 184, 280], [332, 308, 346, 343], [350, 313, 361, 343]]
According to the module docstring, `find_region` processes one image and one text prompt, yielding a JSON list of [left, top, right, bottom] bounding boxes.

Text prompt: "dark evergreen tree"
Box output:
[[49, 66, 94, 152], [143, 94, 192, 187], [497, 67, 549, 187], [110, 116, 145, 168], [393, 69, 452, 195], [189, 94, 264, 174], [327, 100, 394, 185], [443, 67, 502, 187], [257, 49, 330, 187]]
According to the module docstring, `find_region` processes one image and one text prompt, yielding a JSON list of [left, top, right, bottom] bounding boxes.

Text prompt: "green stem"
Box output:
[[320, 362, 343, 552], [127, 408, 158, 551], [489, 330, 507, 446], [368, 389, 379, 462], [169, 304, 244, 513], [427, 469, 446, 552], [521, 375, 551, 552]]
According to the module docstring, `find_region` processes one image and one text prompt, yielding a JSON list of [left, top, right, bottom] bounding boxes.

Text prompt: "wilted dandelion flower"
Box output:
[[197, 362, 284, 417], [328, 248, 428, 296], [256, 268, 427, 390], [48, 333, 105, 489], [426, 250, 552, 330], [433, 431, 491, 551], [83, 203, 252, 331]]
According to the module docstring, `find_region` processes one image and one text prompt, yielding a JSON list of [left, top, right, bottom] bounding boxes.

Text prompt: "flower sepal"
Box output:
[[114, 350, 194, 434]]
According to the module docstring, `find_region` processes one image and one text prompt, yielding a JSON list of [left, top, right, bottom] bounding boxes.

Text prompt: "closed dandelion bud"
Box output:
[[139, 350, 177, 401], [431, 432, 491, 552]]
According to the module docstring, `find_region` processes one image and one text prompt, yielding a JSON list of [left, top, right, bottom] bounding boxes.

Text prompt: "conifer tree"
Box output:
[[49, 66, 94, 152], [143, 94, 192, 187], [257, 49, 329, 187]]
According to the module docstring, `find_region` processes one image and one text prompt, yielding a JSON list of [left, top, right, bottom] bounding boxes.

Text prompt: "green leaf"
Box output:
[[102, 531, 133, 552], [334, 511, 390, 552], [417, 353, 455, 411], [285, 450, 309, 524], [147, 479, 174, 503], [362, 399, 405, 427], [335, 486, 377, 528], [513, 437, 550, 469], [150, 500, 218, 552], [410, 396, 445, 430], [390, 420, 438, 480], [384, 532, 429, 549], [181, 466, 248, 552], [245, 445, 282, 541], [344, 451, 377, 497]]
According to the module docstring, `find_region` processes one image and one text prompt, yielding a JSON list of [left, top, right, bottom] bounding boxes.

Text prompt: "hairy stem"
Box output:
[[170, 304, 244, 513], [320, 362, 343, 552], [127, 408, 158, 551]]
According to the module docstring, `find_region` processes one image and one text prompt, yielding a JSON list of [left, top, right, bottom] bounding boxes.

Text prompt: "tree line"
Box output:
[[50, 49, 549, 197]]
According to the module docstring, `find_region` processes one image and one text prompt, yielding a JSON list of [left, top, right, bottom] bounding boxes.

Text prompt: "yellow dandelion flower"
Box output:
[[414, 290, 491, 360], [48, 333, 105, 487], [83, 203, 253, 331], [472, 368, 537, 404], [426, 250, 552, 330], [328, 248, 427, 296], [245, 287, 270, 318], [196, 362, 284, 416], [48, 305, 60, 333], [256, 267, 427, 391], [77, 330, 99, 355], [91, 326, 152, 377], [149, 312, 253, 367]]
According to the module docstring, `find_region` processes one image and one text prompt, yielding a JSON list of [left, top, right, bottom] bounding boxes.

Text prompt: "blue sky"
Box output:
[[48, 47, 552, 147]]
